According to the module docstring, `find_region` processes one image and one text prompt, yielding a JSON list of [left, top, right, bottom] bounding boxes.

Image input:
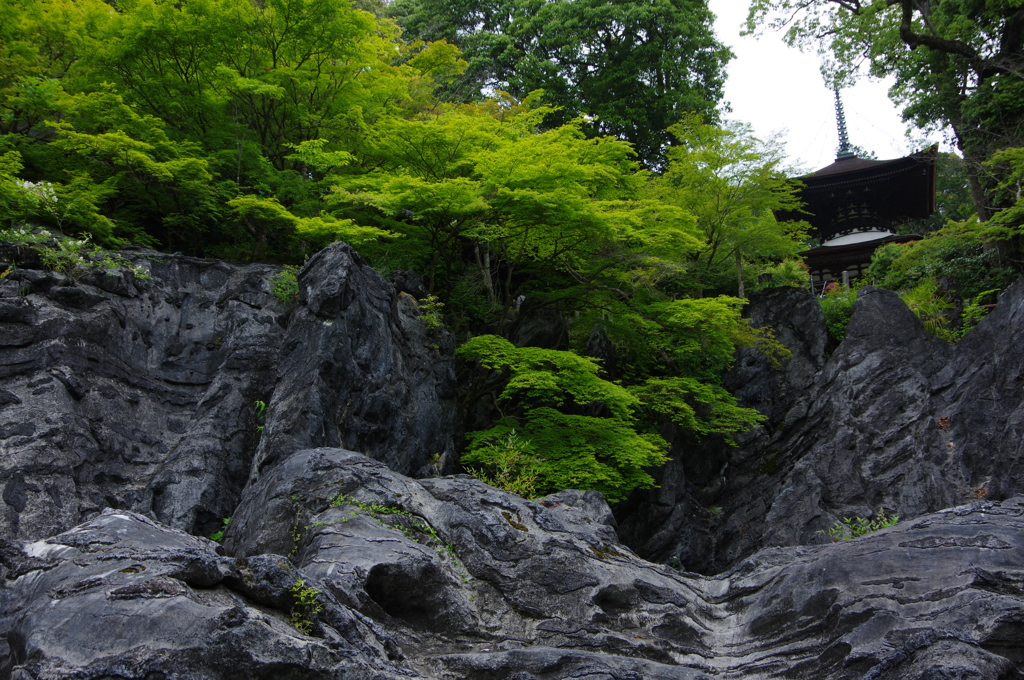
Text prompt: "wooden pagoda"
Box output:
[[775, 91, 939, 288]]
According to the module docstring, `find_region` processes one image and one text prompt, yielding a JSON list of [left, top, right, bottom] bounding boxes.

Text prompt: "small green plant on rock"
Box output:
[[820, 509, 899, 542], [253, 400, 268, 432], [419, 294, 445, 333], [270, 266, 299, 304], [956, 288, 1000, 340], [209, 517, 231, 543], [899, 279, 955, 340], [329, 493, 464, 574], [289, 578, 324, 635], [462, 430, 542, 499]]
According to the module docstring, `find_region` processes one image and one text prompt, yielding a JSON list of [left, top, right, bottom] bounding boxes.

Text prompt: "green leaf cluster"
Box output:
[[458, 329, 769, 502], [820, 510, 898, 542], [457, 335, 668, 503], [818, 282, 859, 350], [289, 578, 324, 635]]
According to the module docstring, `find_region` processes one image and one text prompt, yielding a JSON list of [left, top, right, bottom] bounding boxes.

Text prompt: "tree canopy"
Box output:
[[0, 0, 847, 504], [389, 0, 732, 167]]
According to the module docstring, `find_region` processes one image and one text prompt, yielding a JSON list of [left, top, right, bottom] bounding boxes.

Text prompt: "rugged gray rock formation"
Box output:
[[246, 244, 457, 482], [618, 281, 1024, 575], [711, 282, 1024, 573], [4, 449, 1024, 679], [5, 238, 1024, 678], [0, 242, 456, 542]]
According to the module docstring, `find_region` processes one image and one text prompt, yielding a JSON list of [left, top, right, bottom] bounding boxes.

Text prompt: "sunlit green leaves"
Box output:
[[646, 114, 808, 295], [457, 335, 668, 502]]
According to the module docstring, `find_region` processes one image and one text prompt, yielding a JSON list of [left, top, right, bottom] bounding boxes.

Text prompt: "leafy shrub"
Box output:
[[865, 227, 1016, 302], [270, 266, 299, 304], [419, 294, 445, 333], [457, 335, 668, 503], [899, 278, 955, 340], [818, 283, 859, 349], [756, 258, 811, 290], [0, 229, 148, 281], [289, 579, 323, 635], [461, 430, 541, 498]]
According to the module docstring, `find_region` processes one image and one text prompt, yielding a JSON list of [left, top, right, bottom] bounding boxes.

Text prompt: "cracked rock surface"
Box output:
[[5, 452, 1024, 679], [0, 242, 456, 542]]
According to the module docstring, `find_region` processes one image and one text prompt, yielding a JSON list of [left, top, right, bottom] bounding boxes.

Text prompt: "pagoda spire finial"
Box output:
[[834, 87, 856, 160]]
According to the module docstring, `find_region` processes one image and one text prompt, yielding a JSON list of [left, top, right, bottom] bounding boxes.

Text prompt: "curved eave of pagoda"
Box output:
[[774, 145, 938, 236], [799, 233, 921, 271]]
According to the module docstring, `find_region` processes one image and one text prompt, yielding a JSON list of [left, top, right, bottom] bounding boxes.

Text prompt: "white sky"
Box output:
[[707, 0, 943, 172]]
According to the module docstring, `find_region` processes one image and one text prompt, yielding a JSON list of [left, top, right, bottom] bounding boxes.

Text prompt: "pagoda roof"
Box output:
[[776, 145, 938, 238], [808, 155, 913, 178]]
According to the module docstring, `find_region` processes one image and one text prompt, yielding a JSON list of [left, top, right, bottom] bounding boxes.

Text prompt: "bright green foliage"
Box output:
[[0, 0, 464, 257], [957, 288, 1000, 339], [457, 335, 668, 503], [418, 294, 445, 333], [37, 235, 147, 281], [209, 517, 231, 543], [459, 335, 639, 418], [331, 99, 643, 311], [0, 151, 35, 224], [819, 283, 859, 349], [865, 227, 1016, 302], [457, 328, 771, 502], [462, 430, 541, 499], [597, 296, 786, 384], [0, 226, 50, 247], [270, 266, 299, 304], [646, 115, 808, 297], [628, 377, 764, 444], [389, 0, 731, 167], [756, 258, 811, 291], [289, 579, 324, 635], [820, 510, 898, 542], [0, 228, 148, 281], [329, 494, 459, 564], [982, 147, 1024, 253], [253, 400, 268, 432], [899, 278, 955, 341]]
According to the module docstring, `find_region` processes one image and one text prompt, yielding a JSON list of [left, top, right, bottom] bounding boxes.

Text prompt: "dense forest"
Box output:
[[1, 0, 1022, 500]]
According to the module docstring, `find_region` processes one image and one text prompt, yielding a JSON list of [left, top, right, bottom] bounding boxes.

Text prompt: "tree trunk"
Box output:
[[475, 242, 496, 305], [735, 250, 745, 299]]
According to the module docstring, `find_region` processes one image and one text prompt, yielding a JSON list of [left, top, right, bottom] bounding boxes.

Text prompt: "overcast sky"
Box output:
[[707, 0, 942, 172]]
